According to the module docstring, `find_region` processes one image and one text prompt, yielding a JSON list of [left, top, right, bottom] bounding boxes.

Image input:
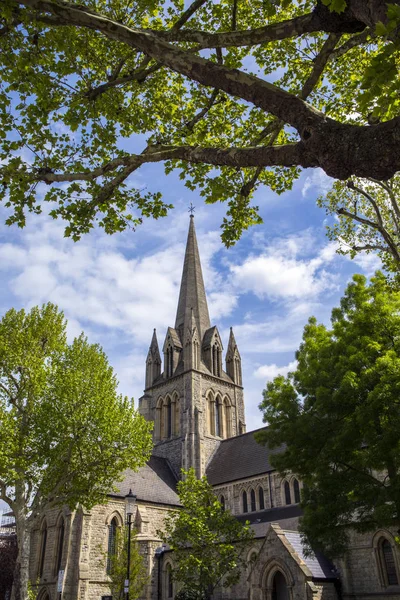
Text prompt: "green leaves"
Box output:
[[320, 0, 347, 13], [158, 468, 253, 599], [257, 273, 400, 556], [0, 302, 153, 512]]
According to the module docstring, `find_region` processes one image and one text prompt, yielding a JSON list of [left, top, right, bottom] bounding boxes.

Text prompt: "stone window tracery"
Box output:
[[38, 519, 47, 578], [250, 488, 256, 512], [107, 517, 119, 574], [54, 516, 65, 575], [284, 481, 291, 505], [259, 487, 265, 510], [243, 490, 248, 513], [293, 478, 300, 504], [220, 495, 225, 511], [378, 537, 400, 586]]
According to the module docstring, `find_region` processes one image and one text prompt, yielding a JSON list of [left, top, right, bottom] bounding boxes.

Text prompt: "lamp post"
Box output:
[[124, 489, 137, 600]]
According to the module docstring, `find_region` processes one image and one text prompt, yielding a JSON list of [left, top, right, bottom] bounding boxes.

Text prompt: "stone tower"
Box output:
[[139, 216, 246, 478]]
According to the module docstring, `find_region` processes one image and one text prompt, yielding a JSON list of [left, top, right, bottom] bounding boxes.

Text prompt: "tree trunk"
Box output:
[[11, 506, 32, 600]]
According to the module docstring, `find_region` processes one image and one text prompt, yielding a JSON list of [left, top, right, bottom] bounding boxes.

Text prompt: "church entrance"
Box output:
[[271, 571, 289, 600]]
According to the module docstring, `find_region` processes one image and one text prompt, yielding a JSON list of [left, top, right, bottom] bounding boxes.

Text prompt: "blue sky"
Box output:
[[0, 162, 381, 443]]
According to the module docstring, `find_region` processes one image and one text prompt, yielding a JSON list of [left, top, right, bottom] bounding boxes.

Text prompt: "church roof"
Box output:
[[175, 216, 211, 342], [206, 427, 283, 485], [112, 455, 181, 506], [281, 530, 338, 580]]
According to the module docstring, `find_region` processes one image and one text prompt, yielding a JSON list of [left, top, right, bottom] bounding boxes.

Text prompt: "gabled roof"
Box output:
[[206, 427, 284, 485], [202, 326, 223, 349], [112, 456, 181, 506], [282, 530, 338, 580], [163, 327, 182, 350]]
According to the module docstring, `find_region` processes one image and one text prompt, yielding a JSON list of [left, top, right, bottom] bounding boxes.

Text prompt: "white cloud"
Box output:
[[229, 238, 338, 301], [302, 169, 333, 198], [352, 252, 382, 276], [254, 359, 297, 380]]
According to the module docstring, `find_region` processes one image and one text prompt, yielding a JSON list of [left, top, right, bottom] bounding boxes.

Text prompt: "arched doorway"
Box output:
[[271, 571, 288, 600]]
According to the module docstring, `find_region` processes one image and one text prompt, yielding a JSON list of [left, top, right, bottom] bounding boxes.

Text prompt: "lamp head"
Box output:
[[125, 489, 137, 517]]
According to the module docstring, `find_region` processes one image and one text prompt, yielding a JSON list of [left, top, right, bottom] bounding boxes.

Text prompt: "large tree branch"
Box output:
[[13, 0, 400, 181], [38, 142, 317, 186]]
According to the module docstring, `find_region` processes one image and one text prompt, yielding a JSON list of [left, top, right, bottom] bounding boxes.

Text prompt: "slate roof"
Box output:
[[236, 504, 302, 536], [112, 455, 181, 506], [282, 530, 338, 580], [206, 427, 283, 485]]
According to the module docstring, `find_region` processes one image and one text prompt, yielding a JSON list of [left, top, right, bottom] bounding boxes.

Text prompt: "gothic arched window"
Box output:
[[293, 479, 301, 504], [259, 487, 265, 510], [207, 393, 215, 435], [55, 516, 65, 574], [242, 491, 248, 513], [166, 564, 173, 598], [166, 398, 172, 438], [174, 395, 180, 435], [215, 399, 221, 437], [107, 517, 118, 574], [222, 397, 232, 438], [220, 495, 225, 511], [38, 520, 47, 578], [380, 539, 399, 585], [284, 481, 291, 505], [212, 343, 221, 377], [250, 489, 256, 512]]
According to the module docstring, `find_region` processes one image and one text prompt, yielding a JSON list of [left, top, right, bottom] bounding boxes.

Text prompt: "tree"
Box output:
[[256, 273, 400, 557], [105, 528, 149, 600], [0, 534, 18, 600], [319, 174, 400, 274], [0, 303, 153, 600], [158, 468, 253, 600], [1, 0, 400, 244]]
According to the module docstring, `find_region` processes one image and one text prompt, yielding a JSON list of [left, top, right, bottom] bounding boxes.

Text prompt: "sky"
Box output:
[[0, 161, 381, 435], [0, 159, 383, 515]]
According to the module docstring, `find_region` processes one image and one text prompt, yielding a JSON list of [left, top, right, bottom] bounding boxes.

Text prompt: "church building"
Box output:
[[31, 217, 400, 600]]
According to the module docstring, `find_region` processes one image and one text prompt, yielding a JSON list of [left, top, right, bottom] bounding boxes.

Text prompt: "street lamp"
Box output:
[[124, 489, 137, 600]]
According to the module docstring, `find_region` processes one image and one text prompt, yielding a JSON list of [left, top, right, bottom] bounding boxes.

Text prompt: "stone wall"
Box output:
[[337, 528, 400, 599]]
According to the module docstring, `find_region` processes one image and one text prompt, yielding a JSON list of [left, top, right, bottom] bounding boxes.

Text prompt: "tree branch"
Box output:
[[145, 10, 352, 49], [37, 141, 316, 186], [84, 62, 160, 100]]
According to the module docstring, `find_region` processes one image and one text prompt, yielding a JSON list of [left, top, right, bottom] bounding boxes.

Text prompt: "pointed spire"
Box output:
[[226, 327, 242, 384], [227, 327, 239, 358], [175, 216, 211, 342], [148, 329, 161, 361]]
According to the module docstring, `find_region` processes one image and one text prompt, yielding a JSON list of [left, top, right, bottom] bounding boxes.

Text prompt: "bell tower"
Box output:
[[138, 216, 246, 478]]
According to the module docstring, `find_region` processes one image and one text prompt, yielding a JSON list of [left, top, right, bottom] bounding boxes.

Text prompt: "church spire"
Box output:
[[145, 329, 161, 389], [226, 327, 242, 385], [175, 216, 211, 342]]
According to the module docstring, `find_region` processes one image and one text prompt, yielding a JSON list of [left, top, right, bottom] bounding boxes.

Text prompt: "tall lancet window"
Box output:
[[215, 400, 221, 437], [167, 399, 172, 438], [212, 344, 221, 377]]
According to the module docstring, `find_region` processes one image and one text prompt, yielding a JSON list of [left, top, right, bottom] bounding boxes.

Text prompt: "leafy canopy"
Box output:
[[0, 301, 153, 517], [319, 174, 400, 275], [256, 273, 400, 557], [1, 0, 400, 244], [158, 468, 253, 600]]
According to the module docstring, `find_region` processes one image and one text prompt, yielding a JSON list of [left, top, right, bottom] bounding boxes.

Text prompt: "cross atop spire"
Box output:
[[175, 216, 210, 342]]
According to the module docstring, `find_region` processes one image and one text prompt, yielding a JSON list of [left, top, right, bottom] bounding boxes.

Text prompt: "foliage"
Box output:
[[0, 303, 153, 600], [105, 527, 148, 600], [256, 273, 400, 557], [0, 535, 17, 600], [0, 0, 399, 244], [158, 468, 253, 600], [318, 174, 400, 274]]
